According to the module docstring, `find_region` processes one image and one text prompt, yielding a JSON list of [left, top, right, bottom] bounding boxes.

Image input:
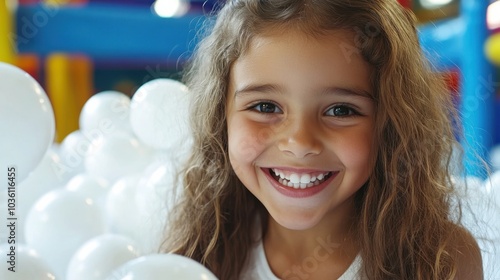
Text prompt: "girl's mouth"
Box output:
[[263, 167, 337, 198], [269, 168, 333, 189]]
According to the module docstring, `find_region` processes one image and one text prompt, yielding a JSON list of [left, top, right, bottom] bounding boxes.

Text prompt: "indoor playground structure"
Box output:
[[1, 0, 499, 174], [1, 0, 500, 279], [418, 0, 499, 178]]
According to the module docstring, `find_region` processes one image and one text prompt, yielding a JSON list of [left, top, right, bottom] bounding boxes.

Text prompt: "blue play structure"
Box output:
[[15, 0, 497, 177], [419, 0, 496, 178], [15, 3, 204, 63]]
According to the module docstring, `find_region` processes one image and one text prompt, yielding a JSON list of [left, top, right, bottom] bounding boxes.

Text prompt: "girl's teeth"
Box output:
[[274, 169, 282, 180], [272, 169, 331, 189], [300, 174, 311, 184], [289, 174, 300, 184]]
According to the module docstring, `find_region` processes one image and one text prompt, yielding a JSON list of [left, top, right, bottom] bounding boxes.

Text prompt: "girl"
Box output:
[[162, 0, 483, 279]]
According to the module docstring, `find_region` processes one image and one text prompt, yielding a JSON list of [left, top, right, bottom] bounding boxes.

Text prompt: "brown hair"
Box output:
[[162, 1, 468, 279]]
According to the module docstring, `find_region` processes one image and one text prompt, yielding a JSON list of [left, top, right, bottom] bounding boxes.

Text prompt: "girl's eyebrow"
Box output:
[[234, 83, 283, 97], [234, 83, 373, 100], [321, 87, 374, 100]]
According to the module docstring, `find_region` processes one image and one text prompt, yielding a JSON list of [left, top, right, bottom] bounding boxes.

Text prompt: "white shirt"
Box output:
[[241, 239, 364, 280]]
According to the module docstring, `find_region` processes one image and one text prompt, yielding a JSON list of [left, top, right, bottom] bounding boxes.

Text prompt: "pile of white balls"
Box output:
[[452, 172, 500, 279], [0, 61, 216, 280]]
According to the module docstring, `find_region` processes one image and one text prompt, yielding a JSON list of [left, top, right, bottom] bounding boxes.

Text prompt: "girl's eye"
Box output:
[[325, 105, 358, 117], [251, 102, 283, 114]]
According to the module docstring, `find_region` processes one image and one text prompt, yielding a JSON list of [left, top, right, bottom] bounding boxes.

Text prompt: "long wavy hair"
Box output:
[[162, 0, 466, 279]]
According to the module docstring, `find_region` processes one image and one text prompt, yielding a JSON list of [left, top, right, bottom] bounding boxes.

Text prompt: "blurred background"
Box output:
[[0, 0, 498, 145], [1, 0, 220, 143]]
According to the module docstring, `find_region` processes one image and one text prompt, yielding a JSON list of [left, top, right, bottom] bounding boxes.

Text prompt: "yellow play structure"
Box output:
[[1, 0, 92, 142], [0, 0, 15, 64]]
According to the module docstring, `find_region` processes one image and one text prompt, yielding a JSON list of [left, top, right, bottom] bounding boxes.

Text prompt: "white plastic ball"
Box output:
[[135, 159, 182, 254], [107, 254, 218, 280], [65, 173, 110, 209], [59, 130, 93, 176], [79, 91, 132, 136], [25, 189, 106, 278], [489, 145, 500, 171], [85, 132, 154, 184], [0, 148, 69, 244], [0, 62, 55, 182], [104, 174, 143, 241], [461, 173, 500, 280], [483, 170, 500, 208], [66, 234, 140, 280], [0, 243, 59, 279], [130, 78, 192, 151]]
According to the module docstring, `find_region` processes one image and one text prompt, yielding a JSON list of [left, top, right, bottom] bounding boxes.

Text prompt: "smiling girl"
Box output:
[[161, 0, 483, 279]]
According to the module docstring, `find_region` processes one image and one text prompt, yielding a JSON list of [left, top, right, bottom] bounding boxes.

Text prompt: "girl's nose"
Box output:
[[277, 117, 323, 158]]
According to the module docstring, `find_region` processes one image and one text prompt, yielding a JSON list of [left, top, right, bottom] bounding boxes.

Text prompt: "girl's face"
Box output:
[[226, 28, 376, 230]]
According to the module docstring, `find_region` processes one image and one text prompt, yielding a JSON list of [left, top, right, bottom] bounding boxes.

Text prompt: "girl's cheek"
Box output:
[[230, 136, 260, 163], [336, 131, 375, 177], [228, 124, 272, 174]]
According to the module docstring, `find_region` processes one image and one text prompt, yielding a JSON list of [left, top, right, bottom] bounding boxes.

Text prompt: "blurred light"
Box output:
[[85, 198, 94, 205], [488, 1, 500, 30], [152, 0, 190, 18], [26, 247, 40, 257], [420, 0, 454, 9], [149, 165, 167, 184]]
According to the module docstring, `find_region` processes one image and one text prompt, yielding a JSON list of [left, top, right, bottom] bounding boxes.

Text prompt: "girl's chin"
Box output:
[[268, 212, 322, 231]]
